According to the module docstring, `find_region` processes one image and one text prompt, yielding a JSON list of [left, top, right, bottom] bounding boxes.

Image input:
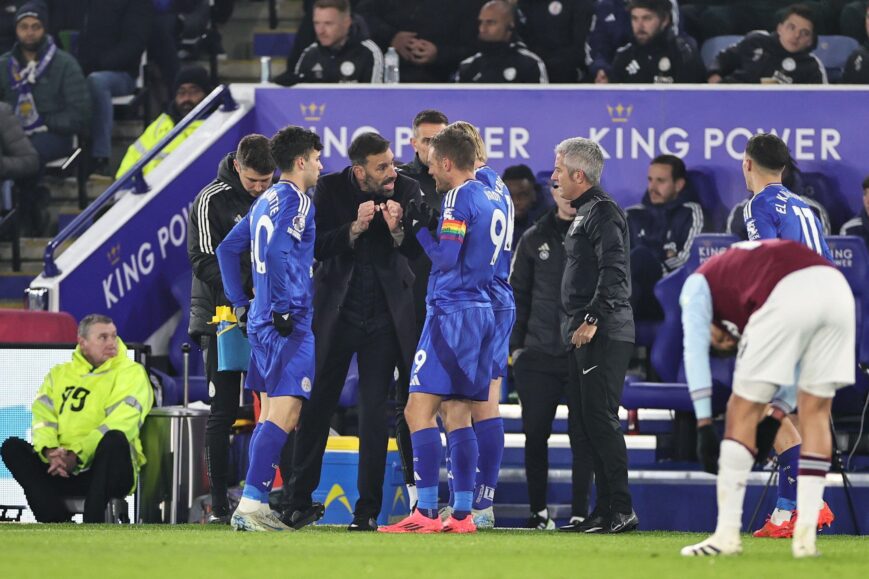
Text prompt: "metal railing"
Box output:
[[41, 84, 238, 278]]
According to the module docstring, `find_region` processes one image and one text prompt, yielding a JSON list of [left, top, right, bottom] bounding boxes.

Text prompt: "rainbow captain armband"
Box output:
[[211, 306, 251, 372], [440, 219, 467, 242]]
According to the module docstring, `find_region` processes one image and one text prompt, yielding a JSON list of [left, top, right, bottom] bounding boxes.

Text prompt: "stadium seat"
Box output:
[[813, 35, 860, 83], [252, 31, 296, 58], [700, 35, 743, 71], [0, 309, 77, 342], [685, 169, 727, 231], [801, 172, 852, 233]]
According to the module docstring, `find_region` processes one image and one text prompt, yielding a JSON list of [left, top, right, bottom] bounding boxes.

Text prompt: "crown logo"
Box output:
[[106, 243, 121, 266], [300, 102, 326, 122], [607, 103, 633, 123]]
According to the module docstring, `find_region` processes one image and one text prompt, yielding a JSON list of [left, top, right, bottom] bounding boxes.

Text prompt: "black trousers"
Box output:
[[630, 246, 664, 321], [201, 334, 243, 511], [1, 431, 133, 523], [568, 334, 634, 516], [514, 349, 594, 516], [288, 317, 399, 518]]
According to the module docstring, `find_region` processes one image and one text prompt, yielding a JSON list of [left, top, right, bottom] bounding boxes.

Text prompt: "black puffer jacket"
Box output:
[[509, 208, 571, 355], [187, 153, 256, 338], [561, 186, 634, 344], [710, 31, 826, 84]]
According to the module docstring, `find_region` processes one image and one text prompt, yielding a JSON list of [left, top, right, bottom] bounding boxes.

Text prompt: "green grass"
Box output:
[[0, 525, 865, 579]]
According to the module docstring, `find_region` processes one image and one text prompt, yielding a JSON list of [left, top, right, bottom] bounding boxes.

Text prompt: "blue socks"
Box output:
[[242, 420, 287, 502], [411, 427, 443, 519], [473, 417, 504, 510], [776, 444, 800, 511], [448, 426, 478, 520], [445, 429, 454, 508]]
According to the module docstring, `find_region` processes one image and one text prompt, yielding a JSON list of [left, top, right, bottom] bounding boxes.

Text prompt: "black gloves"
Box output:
[[233, 305, 248, 337], [696, 423, 720, 475], [272, 311, 294, 337], [405, 199, 440, 235], [755, 415, 782, 467]]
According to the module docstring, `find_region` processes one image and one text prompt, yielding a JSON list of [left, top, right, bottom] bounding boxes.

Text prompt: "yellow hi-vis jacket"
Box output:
[[31, 339, 153, 487], [115, 113, 203, 180]]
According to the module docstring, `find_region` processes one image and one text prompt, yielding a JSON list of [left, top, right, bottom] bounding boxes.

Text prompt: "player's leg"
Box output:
[[442, 399, 478, 533], [0, 437, 74, 522], [470, 378, 504, 528], [754, 414, 801, 537]]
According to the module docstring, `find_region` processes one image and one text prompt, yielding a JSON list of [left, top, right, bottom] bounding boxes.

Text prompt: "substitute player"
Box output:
[[216, 126, 323, 531], [680, 239, 855, 558], [739, 133, 834, 537], [379, 125, 503, 534]]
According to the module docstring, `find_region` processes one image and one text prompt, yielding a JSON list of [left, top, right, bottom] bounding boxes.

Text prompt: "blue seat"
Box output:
[[686, 169, 727, 232], [801, 172, 851, 233], [813, 35, 859, 83], [700, 35, 742, 71], [252, 31, 296, 58]]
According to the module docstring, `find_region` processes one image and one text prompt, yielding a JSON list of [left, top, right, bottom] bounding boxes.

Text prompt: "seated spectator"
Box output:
[[456, 0, 548, 84], [357, 0, 483, 82], [115, 65, 210, 180], [587, 0, 680, 83], [517, 0, 593, 83], [840, 175, 869, 247], [681, 0, 837, 44], [843, 1, 869, 84], [396, 108, 448, 204], [274, 0, 381, 86], [0, 314, 153, 523], [707, 4, 827, 84], [0, 100, 40, 203], [841, 0, 869, 45], [609, 0, 705, 84], [626, 155, 703, 320], [0, 0, 17, 54], [79, 0, 153, 177], [503, 163, 548, 248], [0, 2, 90, 234]]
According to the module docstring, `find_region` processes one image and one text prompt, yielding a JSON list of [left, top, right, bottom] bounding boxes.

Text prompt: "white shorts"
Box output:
[[732, 266, 855, 403]]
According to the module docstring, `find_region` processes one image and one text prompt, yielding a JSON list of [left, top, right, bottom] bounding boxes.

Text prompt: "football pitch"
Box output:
[[0, 526, 865, 579]]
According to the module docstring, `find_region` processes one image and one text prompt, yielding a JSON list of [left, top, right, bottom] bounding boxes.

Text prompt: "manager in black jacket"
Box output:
[[187, 135, 276, 523], [286, 132, 421, 531], [554, 137, 638, 534], [510, 189, 594, 532]]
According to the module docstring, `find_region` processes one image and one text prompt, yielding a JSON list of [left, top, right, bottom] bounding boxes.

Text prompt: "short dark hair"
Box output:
[[627, 0, 671, 21], [430, 125, 476, 172], [236, 134, 275, 175], [313, 0, 349, 12], [348, 132, 390, 166], [780, 3, 816, 30], [78, 314, 114, 338], [412, 109, 449, 131], [502, 164, 536, 183], [862, 174, 869, 190], [269, 126, 323, 173], [651, 154, 686, 181], [745, 133, 792, 173]]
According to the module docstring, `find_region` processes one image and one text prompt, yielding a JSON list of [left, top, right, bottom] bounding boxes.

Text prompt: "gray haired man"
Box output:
[[553, 137, 638, 534]]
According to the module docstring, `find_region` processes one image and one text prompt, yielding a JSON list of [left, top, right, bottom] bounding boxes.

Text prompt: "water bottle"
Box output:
[[260, 56, 271, 84], [384, 47, 400, 84]]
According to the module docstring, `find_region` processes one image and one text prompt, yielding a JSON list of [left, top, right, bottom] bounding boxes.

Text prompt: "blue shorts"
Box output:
[[491, 308, 515, 380], [410, 305, 495, 401], [246, 326, 314, 399]]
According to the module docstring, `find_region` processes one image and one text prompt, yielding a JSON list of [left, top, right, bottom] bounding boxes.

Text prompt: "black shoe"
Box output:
[[208, 505, 231, 525], [282, 502, 325, 530], [607, 510, 639, 534], [557, 516, 586, 532], [573, 512, 609, 534], [87, 157, 112, 179], [528, 512, 556, 530], [347, 515, 378, 531]]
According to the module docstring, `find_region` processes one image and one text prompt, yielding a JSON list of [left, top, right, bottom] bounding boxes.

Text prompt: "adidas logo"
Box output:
[[538, 242, 550, 252], [626, 60, 640, 76], [410, 375, 420, 386]]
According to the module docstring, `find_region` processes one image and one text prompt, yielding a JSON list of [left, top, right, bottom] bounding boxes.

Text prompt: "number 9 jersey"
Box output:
[[743, 183, 832, 261]]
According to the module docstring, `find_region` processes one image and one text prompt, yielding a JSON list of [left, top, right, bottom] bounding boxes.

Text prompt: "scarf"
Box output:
[[8, 35, 57, 135]]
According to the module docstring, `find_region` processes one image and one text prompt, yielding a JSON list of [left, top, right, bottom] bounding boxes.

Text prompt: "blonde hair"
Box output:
[[449, 121, 487, 164]]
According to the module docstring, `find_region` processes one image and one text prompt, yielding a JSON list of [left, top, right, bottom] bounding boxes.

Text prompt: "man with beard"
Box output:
[[284, 132, 422, 531], [455, 0, 548, 84], [115, 65, 211, 179]]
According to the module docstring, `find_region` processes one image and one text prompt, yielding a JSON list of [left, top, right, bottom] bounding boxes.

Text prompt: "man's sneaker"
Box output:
[[348, 516, 378, 531], [282, 502, 325, 530], [572, 512, 609, 534], [207, 505, 231, 525], [438, 506, 453, 522], [529, 512, 557, 531], [608, 510, 639, 534], [557, 516, 585, 532], [378, 510, 443, 534], [442, 515, 476, 534], [680, 534, 742, 557], [753, 515, 793, 538], [816, 501, 835, 531], [231, 508, 293, 532], [472, 506, 495, 529]]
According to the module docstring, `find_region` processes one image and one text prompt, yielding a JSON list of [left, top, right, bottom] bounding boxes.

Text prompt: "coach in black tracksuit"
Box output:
[[610, 28, 705, 83], [510, 201, 595, 530], [187, 136, 276, 523], [286, 133, 421, 530], [555, 137, 637, 534], [708, 31, 826, 84]]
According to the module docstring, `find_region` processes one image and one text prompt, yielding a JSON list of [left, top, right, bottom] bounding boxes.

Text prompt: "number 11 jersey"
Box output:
[[743, 183, 832, 261]]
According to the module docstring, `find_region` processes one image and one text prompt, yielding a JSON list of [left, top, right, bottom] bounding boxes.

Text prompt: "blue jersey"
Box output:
[[216, 180, 316, 333], [416, 178, 503, 312], [743, 183, 832, 261], [476, 165, 515, 311]]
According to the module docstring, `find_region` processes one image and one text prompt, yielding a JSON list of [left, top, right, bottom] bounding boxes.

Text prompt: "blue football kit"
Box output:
[[743, 183, 832, 261]]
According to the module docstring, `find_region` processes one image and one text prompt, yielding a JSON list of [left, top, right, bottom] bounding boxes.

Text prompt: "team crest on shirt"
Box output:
[[658, 57, 671, 72], [746, 219, 758, 239], [503, 67, 517, 81], [340, 61, 356, 77], [292, 213, 306, 233], [443, 208, 454, 220], [302, 377, 312, 393], [538, 242, 550, 261], [782, 57, 796, 72], [549, 1, 562, 16]]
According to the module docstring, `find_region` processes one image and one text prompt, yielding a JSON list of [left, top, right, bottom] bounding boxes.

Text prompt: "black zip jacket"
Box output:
[[518, 0, 594, 83], [455, 40, 548, 84], [610, 28, 705, 84], [561, 186, 634, 345], [187, 153, 256, 337], [278, 22, 382, 85], [710, 31, 826, 84], [843, 43, 869, 84]]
